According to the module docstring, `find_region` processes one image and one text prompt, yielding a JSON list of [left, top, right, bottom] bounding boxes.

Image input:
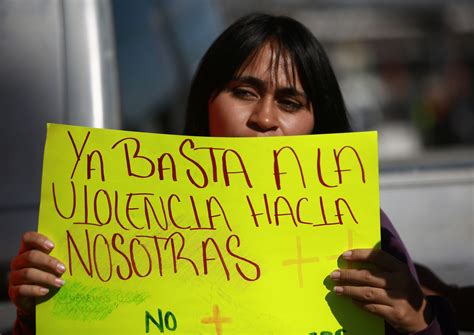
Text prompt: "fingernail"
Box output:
[[44, 240, 55, 250], [54, 278, 65, 287], [334, 286, 344, 294], [57, 263, 66, 273], [342, 251, 352, 259], [40, 287, 49, 295], [330, 270, 341, 280]]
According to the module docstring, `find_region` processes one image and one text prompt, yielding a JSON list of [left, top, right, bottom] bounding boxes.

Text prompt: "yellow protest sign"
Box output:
[[37, 123, 383, 334]]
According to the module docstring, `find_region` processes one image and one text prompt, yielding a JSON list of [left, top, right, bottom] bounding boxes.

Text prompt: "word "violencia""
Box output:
[[68, 131, 366, 190], [52, 185, 359, 230]]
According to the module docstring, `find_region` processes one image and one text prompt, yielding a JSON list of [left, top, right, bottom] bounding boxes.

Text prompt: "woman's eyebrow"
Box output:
[[232, 76, 308, 100], [276, 87, 307, 99], [231, 76, 266, 91]]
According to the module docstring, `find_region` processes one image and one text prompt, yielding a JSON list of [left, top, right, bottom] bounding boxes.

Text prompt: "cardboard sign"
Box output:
[[37, 123, 383, 334]]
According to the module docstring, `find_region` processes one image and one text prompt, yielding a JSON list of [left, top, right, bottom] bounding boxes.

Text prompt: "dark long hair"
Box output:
[[184, 13, 351, 135]]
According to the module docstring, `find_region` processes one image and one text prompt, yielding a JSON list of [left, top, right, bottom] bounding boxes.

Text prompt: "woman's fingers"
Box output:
[[330, 268, 389, 288], [333, 283, 428, 330], [18, 231, 55, 254], [334, 285, 390, 305], [9, 265, 65, 314], [10, 268, 65, 288], [9, 283, 51, 298], [11, 249, 66, 275], [351, 293, 431, 333], [9, 283, 50, 317], [351, 300, 394, 320], [342, 249, 403, 271]]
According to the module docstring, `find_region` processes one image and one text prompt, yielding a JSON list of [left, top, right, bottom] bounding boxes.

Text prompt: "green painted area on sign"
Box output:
[[52, 281, 149, 321]]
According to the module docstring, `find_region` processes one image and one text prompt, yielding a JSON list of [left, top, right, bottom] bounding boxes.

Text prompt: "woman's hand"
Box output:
[[8, 231, 66, 316], [330, 248, 433, 333]]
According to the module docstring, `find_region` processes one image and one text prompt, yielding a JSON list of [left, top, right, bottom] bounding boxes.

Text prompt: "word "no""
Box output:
[[145, 308, 177, 333]]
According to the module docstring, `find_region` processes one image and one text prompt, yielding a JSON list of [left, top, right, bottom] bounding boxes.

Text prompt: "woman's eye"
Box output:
[[231, 88, 257, 100], [278, 99, 303, 112]]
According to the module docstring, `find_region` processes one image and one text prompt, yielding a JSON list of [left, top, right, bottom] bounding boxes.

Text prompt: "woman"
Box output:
[[9, 13, 455, 334]]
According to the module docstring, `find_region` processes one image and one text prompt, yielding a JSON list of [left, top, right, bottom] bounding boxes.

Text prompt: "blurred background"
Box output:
[[1, 0, 473, 333]]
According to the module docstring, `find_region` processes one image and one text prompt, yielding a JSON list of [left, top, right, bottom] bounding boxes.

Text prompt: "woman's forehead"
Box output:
[[236, 43, 300, 89]]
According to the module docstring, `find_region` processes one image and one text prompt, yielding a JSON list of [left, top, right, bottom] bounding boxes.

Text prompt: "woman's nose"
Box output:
[[247, 97, 279, 133]]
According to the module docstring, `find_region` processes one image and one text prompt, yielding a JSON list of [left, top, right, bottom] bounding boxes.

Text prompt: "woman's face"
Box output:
[[208, 44, 314, 137]]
